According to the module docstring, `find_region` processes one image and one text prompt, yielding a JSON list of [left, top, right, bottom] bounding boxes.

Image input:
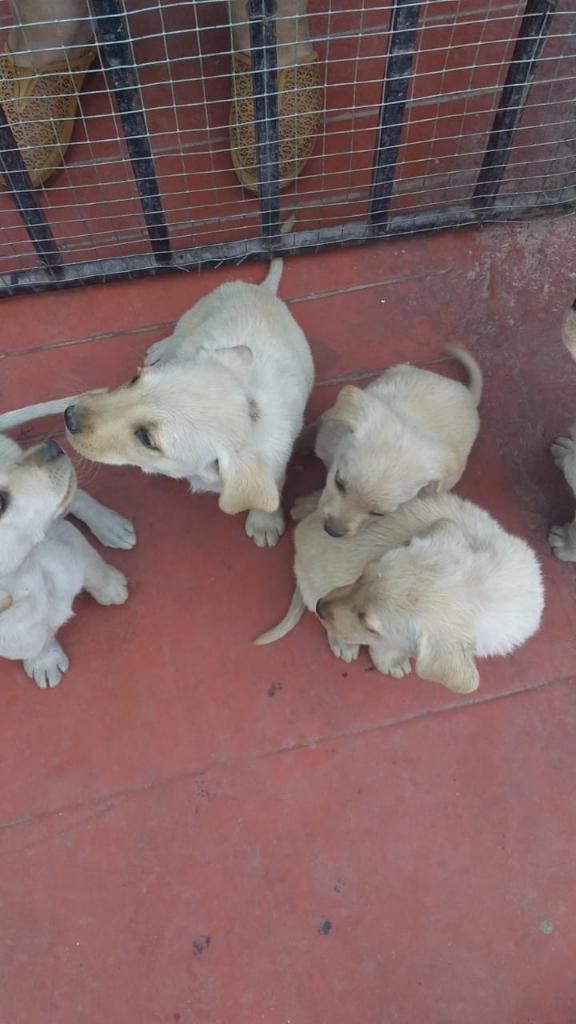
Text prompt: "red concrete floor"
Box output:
[[1, 216, 576, 1023]]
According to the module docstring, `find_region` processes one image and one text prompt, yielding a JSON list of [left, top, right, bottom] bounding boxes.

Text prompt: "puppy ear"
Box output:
[[415, 629, 479, 694], [204, 346, 253, 382], [219, 455, 279, 515], [0, 590, 13, 613], [325, 386, 370, 431], [417, 456, 461, 497]]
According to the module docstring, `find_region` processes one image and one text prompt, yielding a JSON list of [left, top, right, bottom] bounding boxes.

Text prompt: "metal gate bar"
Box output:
[[369, 0, 422, 232], [91, 0, 172, 263], [0, 107, 61, 269], [248, 0, 281, 244], [473, 0, 558, 212]]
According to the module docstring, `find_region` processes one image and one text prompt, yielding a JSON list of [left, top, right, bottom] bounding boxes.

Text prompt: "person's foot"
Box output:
[[0, 43, 97, 187], [229, 48, 323, 194]]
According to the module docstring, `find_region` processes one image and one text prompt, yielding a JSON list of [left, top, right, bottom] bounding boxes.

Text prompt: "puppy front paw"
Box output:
[[245, 509, 285, 548], [549, 523, 576, 562], [89, 507, 137, 550], [369, 647, 412, 678], [327, 633, 360, 663], [24, 641, 69, 689], [88, 567, 129, 605]]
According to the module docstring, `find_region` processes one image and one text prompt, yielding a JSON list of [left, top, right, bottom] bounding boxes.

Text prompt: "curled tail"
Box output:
[[254, 587, 305, 645], [0, 395, 78, 431], [261, 213, 296, 295], [446, 346, 483, 406], [562, 301, 576, 361]]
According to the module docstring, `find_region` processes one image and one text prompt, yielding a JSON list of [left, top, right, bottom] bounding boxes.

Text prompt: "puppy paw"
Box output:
[[549, 523, 576, 562], [327, 633, 360, 663], [24, 642, 69, 689], [89, 508, 137, 550], [369, 647, 412, 678], [88, 567, 129, 605], [550, 435, 575, 468], [246, 509, 285, 548], [144, 338, 169, 366]]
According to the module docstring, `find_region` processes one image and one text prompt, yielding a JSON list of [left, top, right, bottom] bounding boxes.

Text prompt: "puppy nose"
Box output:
[[316, 599, 326, 620], [324, 520, 345, 538], [64, 405, 81, 434], [43, 439, 64, 462]]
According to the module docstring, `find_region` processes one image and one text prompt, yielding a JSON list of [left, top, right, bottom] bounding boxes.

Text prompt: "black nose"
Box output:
[[324, 521, 345, 538], [43, 439, 64, 461], [64, 405, 80, 434], [316, 599, 326, 620]]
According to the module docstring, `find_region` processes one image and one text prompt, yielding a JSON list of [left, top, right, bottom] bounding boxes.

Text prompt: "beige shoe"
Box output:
[[229, 50, 323, 194], [0, 45, 97, 188]]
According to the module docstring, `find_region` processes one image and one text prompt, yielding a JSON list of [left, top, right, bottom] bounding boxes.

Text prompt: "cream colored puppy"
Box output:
[[256, 493, 544, 694], [0, 434, 131, 688], [63, 260, 314, 547], [300, 348, 482, 538], [550, 300, 576, 561]]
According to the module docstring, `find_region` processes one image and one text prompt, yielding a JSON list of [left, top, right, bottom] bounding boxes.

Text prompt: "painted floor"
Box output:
[[0, 216, 576, 1023]]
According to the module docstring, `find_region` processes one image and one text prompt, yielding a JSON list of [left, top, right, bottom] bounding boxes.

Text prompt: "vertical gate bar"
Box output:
[[472, 0, 557, 213], [369, 0, 421, 232], [247, 0, 281, 246], [90, 0, 172, 263], [0, 106, 61, 268]]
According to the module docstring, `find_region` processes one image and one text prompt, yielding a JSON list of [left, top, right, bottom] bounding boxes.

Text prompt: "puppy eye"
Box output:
[[0, 490, 9, 516], [370, 510, 385, 517], [335, 473, 347, 494], [128, 373, 140, 386], [134, 427, 157, 450]]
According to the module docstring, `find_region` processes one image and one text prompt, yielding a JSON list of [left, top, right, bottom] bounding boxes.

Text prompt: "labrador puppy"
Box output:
[[63, 259, 314, 547], [0, 433, 133, 688], [550, 300, 576, 561], [297, 348, 482, 538], [255, 492, 544, 694]]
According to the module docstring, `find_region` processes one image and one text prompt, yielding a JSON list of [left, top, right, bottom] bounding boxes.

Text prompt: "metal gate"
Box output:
[[0, 0, 573, 297]]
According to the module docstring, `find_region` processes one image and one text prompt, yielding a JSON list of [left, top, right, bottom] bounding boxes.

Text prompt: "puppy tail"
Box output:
[[561, 301, 576, 360], [261, 214, 296, 295], [0, 395, 78, 431], [253, 587, 305, 645], [447, 346, 483, 406]]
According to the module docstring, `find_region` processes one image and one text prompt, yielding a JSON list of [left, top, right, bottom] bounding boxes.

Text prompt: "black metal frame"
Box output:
[[0, 0, 571, 297]]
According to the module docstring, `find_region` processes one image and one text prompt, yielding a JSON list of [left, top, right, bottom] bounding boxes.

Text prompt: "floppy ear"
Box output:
[[0, 591, 13, 613], [416, 456, 462, 497], [324, 386, 370, 431], [218, 455, 279, 515], [203, 345, 253, 382], [415, 629, 479, 694]]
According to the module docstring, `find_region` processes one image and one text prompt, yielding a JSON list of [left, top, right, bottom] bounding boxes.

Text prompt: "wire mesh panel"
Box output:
[[0, 0, 573, 295]]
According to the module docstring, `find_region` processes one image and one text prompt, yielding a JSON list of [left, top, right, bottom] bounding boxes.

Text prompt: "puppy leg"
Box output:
[[551, 428, 576, 495], [79, 540, 129, 606], [369, 645, 412, 679], [24, 638, 69, 689], [327, 632, 360, 663], [291, 489, 322, 522], [68, 490, 137, 550], [549, 516, 576, 562], [245, 469, 286, 548]]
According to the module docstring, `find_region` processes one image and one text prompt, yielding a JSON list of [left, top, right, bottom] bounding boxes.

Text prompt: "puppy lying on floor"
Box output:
[[297, 348, 482, 537], [63, 259, 314, 547], [255, 493, 544, 694], [0, 406, 134, 688]]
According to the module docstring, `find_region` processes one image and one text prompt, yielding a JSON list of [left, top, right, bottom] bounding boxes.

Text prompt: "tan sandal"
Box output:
[[0, 45, 97, 188], [229, 50, 323, 194]]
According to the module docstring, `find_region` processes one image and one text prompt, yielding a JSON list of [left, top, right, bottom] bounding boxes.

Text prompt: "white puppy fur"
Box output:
[[0, 434, 134, 688], [63, 259, 314, 547], [297, 348, 482, 538], [255, 492, 544, 694]]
